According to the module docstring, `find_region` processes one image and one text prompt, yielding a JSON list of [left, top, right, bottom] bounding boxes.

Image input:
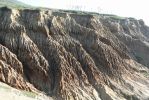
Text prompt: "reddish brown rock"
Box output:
[[0, 8, 149, 100]]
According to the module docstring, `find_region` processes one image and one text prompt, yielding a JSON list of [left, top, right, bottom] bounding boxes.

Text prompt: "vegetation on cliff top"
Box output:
[[0, 0, 126, 20], [0, 0, 32, 9]]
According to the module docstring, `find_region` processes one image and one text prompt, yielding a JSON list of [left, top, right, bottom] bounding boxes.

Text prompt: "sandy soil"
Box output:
[[0, 82, 52, 100]]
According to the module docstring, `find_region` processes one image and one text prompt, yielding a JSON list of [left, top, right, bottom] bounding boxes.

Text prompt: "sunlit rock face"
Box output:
[[0, 7, 149, 100]]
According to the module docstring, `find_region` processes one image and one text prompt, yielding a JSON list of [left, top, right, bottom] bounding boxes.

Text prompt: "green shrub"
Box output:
[[22, 91, 37, 98]]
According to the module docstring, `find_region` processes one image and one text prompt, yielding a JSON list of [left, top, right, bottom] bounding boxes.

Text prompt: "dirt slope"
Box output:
[[0, 7, 149, 100]]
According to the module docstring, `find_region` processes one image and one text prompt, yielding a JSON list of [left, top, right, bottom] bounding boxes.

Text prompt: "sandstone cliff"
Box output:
[[0, 7, 149, 100]]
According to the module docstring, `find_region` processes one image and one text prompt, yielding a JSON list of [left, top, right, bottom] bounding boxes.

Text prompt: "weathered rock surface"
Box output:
[[0, 7, 149, 100]]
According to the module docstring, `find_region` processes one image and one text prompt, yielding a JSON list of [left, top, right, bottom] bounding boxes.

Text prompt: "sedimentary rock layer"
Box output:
[[0, 8, 149, 100]]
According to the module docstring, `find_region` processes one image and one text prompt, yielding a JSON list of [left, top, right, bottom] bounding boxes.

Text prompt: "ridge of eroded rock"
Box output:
[[0, 8, 149, 100]]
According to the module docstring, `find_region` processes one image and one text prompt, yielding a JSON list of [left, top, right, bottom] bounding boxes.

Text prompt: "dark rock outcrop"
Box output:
[[0, 8, 149, 100]]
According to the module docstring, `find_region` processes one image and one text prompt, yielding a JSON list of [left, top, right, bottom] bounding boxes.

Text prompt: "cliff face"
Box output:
[[0, 8, 149, 100]]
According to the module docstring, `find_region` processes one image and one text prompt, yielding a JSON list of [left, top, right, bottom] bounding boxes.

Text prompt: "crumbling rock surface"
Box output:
[[0, 8, 149, 100]]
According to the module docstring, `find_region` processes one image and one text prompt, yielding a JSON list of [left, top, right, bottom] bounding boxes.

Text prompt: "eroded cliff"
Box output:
[[0, 7, 149, 100]]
